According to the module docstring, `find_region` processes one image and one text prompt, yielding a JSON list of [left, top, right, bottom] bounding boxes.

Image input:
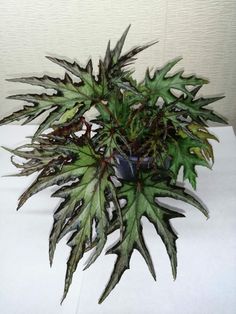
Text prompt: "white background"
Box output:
[[0, 125, 236, 313]]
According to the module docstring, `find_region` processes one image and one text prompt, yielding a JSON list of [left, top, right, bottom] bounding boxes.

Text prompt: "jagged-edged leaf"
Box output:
[[5, 134, 117, 283], [7, 74, 85, 96], [96, 91, 130, 123], [1, 73, 102, 136], [15, 141, 98, 209], [143, 175, 208, 217], [111, 25, 131, 64], [93, 122, 131, 158], [174, 87, 227, 125], [53, 162, 113, 303], [103, 25, 157, 80], [118, 40, 158, 69], [99, 174, 207, 303], [104, 24, 153, 69], [144, 58, 208, 104], [184, 123, 218, 162], [2, 143, 63, 177], [167, 136, 210, 189], [46, 56, 108, 98], [99, 180, 157, 303], [46, 57, 93, 80]]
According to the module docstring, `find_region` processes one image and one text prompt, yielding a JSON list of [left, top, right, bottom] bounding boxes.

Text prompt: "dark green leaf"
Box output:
[[167, 136, 210, 189], [175, 90, 227, 125], [144, 58, 208, 104]]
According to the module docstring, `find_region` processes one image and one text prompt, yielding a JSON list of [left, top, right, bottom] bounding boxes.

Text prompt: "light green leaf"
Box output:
[[1, 70, 105, 136], [99, 174, 207, 303], [15, 142, 98, 209], [54, 163, 112, 303]]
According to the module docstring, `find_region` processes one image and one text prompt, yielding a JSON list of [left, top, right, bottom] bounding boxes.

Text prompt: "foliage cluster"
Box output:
[[0, 26, 226, 303]]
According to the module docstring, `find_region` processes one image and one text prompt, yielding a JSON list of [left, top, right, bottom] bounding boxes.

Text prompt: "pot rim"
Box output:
[[115, 154, 154, 163]]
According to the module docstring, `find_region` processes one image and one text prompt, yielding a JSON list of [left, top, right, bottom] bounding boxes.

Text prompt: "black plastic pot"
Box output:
[[115, 154, 171, 181], [115, 155, 153, 181]]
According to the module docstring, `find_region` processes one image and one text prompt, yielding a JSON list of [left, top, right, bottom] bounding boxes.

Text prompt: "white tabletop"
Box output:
[[0, 125, 236, 314]]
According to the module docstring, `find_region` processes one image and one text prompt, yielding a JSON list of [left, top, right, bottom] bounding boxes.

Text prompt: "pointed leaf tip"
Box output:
[[5, 78, 14, 82], [49, 252, 53, 267], [16, 203, 22, 211], [60, 295, 66, 305], [45, 55, 54, 61], [124, 24, 131, 35], [112, 25, 132, 62]]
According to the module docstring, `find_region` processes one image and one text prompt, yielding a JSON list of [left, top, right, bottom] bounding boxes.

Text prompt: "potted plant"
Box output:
[[0, 25, 226, 304]]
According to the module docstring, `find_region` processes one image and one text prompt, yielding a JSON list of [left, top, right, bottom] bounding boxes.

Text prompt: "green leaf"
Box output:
[[167, 136, 210, 189], [15, 141, 98, 209], [53, 162, 112, 303], [99, 174, 207, 303], [46, 56, 108, 98], [185, 123, 218, 162], [5, 134, 119, 303], [112, 25, 131, 64], [144, 58, 208, 104], [103, 25, 131, 69], [93, 122, 131, 158], [46, 57, 93, 80], [103, 25, 158, 94], [1, 69, 105, 136], [174, 88, 227, 125], [1, 75, 91, 134], [104, 25, 157, 71]]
